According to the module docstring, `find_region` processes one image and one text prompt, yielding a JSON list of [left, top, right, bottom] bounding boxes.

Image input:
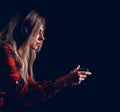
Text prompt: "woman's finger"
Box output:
[[79, 77, 85, 81], [79, 75, 87, 78], [78, 71, 92, 75], [70, 64, 80, 73]]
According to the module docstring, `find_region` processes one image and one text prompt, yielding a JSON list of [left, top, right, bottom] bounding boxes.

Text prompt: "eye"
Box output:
[[39, 29, 44, 35]]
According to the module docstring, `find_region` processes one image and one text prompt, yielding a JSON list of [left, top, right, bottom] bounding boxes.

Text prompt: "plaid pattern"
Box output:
[[0, 43, 55, 107]]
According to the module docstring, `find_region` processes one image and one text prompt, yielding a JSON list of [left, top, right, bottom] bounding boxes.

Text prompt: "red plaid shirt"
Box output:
[[0, 43, 55, 108]]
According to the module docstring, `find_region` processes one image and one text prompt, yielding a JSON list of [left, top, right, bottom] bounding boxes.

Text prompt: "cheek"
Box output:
[[30, 42, 37, 49], [32, 42, 36, 46]]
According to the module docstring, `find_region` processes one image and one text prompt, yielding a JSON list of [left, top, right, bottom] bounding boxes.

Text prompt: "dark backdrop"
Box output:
[[0, 0, 119, 112]]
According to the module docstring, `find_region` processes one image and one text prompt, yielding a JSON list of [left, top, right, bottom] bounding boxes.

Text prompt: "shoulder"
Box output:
[[0, 42, 15, 56], [0, 42, 14, 51]]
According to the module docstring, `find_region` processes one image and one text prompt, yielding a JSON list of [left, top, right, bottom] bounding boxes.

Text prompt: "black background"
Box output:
[[0, 0, 119, 112]]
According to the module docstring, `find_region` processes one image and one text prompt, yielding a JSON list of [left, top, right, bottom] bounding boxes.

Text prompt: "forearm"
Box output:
[[53, 74, 70, 93]]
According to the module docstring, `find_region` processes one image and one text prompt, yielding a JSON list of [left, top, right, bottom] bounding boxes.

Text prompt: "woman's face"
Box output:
[[31, 24, 45, 50]]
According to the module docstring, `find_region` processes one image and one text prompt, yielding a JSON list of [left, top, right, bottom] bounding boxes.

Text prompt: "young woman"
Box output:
[[0, 10, 91, 111]]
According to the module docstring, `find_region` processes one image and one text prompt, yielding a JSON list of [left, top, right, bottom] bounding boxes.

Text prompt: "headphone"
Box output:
[[13, 20, 31, 46]]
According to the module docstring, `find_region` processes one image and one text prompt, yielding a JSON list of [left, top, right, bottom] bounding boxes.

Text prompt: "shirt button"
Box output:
[[16, 81, 18, 84]]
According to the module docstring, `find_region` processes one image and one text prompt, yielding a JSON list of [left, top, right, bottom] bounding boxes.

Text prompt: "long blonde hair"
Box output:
[[0, 10, 45, 83]]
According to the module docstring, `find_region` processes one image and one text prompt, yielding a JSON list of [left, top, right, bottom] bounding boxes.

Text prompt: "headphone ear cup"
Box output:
[[13, 24, 28, 46], [13, 24, 24, 46]]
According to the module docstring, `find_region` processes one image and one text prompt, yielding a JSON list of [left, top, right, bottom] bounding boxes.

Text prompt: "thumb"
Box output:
[[70, 64, 80, 73]]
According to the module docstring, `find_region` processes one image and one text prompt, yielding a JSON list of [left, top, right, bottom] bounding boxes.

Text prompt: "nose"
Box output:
[[38, 33, 45, 41]]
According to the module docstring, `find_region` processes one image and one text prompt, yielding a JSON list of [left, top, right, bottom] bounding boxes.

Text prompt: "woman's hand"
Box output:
[[53, 64, 92, 93], [67, 65, 92, 86]]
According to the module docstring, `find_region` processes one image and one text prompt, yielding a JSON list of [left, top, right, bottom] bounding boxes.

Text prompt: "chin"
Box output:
[[34, 47, 38, 50], [31, 46, 38, 50]]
